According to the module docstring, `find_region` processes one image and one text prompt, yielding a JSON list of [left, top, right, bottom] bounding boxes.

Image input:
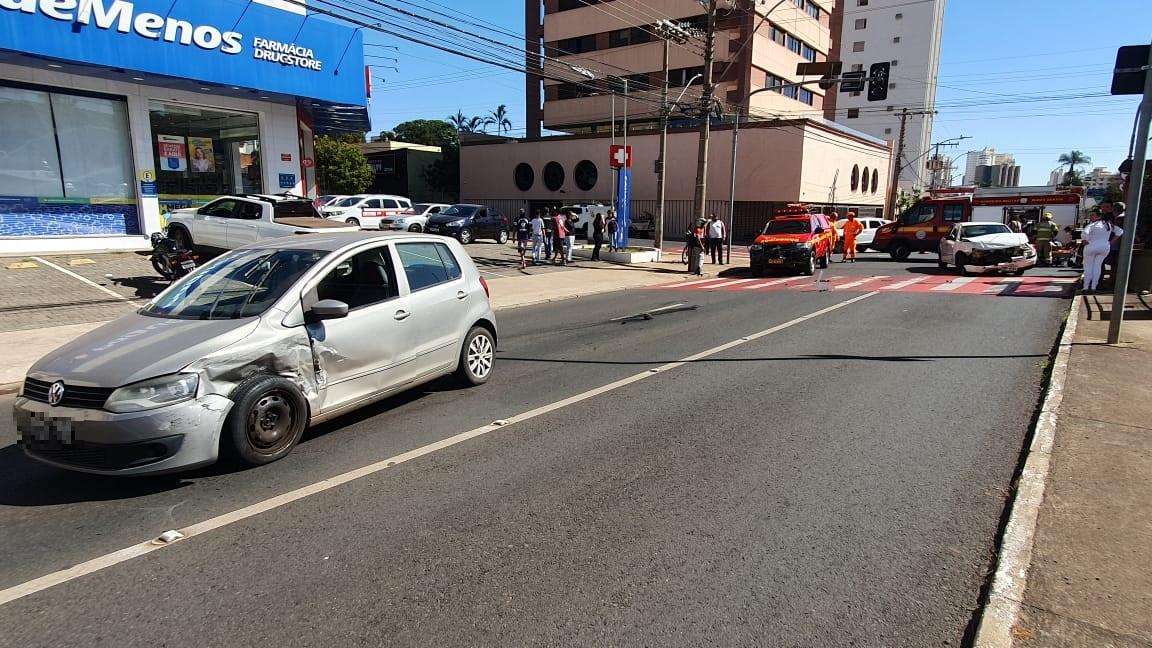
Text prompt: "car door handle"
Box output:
[[456, 291, 468, 300], [394, 310, 411, 321]]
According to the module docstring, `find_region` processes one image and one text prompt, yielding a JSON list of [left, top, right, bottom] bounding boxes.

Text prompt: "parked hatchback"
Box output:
[[15, 233, 497, 475], [380, 203, 452, 232], [425, 204, 509, 244]]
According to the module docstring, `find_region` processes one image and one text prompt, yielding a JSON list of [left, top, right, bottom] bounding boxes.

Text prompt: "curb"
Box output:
[[972, 295, 1081, 647]]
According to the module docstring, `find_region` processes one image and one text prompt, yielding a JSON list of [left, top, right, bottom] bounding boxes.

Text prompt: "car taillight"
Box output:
[[479, 276, 490, 298]]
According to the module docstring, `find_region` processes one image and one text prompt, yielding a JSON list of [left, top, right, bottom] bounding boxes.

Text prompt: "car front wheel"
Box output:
[[224, 375, 308, 467], [457, 326, 495, 386], [497, 230, 509, 244], [802, 254, 816, 276], [407, 224, 422, 232], [346, 218, 360, 227], [458, 228, 473, 244], [956, 253, 972, 276]]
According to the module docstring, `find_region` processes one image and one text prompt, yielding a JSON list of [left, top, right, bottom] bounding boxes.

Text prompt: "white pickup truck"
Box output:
[[166, 194, 359, 251]]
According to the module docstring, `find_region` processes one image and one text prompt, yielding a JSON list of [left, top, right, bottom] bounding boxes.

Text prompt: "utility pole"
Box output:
[[1108, 41, 1152, 344], [693, 0, 718, 223], [886, 108, 910, 217], [725, 106, 740, 264], [656, 35, 671, 252]]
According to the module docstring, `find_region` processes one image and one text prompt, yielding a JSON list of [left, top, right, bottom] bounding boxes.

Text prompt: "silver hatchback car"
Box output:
[[14, 233, 497, 475]]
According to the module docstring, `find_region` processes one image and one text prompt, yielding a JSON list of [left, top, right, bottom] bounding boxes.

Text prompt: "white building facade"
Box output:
[[826, 0, 946, 192], [963, 147, 1015, 185]]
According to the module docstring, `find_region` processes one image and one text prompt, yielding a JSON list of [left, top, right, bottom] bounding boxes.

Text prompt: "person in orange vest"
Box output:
[[842, 211, 864, 263]]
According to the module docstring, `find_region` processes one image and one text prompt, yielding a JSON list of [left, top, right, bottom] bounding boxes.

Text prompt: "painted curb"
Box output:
[[971, 295, 1081, 647]]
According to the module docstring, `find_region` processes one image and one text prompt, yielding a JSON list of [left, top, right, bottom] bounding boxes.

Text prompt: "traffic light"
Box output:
[[867, 62, 890, 102]]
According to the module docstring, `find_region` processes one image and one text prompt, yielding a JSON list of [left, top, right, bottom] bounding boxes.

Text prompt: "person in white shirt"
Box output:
[[1081, 210, 1122, 292], [706, 213, 726, 264], [530, 211, 545, 265]]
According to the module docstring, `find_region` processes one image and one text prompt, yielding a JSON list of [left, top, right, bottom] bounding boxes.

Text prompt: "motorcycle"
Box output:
[[150, 232, 197, 280]]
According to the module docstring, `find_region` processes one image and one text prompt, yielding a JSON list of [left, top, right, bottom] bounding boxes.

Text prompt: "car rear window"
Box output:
[[274, 201, 321, 219]]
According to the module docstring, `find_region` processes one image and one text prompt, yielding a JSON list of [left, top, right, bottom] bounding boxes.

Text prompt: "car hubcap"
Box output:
[[461, 230, 471, 243], [247, 392, 294, 451], [467, 334, 493, 379]]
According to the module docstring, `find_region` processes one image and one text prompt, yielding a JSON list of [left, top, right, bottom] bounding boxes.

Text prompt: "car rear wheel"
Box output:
[[457, 326, 495, 386], [802, 254, 816, 276], [407, 224, 422, 232], [458, 228, 473, 245], [224, 375, 308, 467], [497, 230, 509, 244], [346, 218, 360, 227], [890, 241, 912, 261]]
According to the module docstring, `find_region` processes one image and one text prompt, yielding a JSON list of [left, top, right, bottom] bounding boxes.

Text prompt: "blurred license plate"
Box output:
[[24, 414, 74, 445], [180, 260, 195, 270], [768, 258, 785, 265], [428, 226, 440, 233]]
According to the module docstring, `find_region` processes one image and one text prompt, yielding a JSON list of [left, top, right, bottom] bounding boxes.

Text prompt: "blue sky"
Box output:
[[366, 1, 1150, 187]]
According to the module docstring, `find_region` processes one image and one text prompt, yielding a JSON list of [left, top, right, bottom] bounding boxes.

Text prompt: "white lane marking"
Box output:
[[700, 278, 759, 289], [0, 292, 878, 608], [835, 275, 889, 290], [609, 303, 688, 321], [31, 257, 131, 302], [675, 277, 734, 289], [930, 276, 978, 292], [986, 279, 1023, 294], [973, 296, 1081, 647], [880, 277, 927, 290], [742, 277, 803, 289]]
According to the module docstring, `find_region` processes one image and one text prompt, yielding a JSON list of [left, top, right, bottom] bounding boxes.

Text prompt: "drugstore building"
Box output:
[[0, 0, 368, 254]]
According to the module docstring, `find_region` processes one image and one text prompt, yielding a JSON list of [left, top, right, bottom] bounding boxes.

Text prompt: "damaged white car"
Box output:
[[938, 222, 1037, 276], [15, 233, 497, 475]]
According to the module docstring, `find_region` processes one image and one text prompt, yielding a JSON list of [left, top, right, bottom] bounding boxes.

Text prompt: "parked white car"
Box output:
[[380, 203, 452, 232], [834, 217, 890, 252], [322, 195, 413, 229], [316, 194, 348, 208], [166, 194, 358, 251], [562, 203, 611, 239], [938, 222, 1037, 276]]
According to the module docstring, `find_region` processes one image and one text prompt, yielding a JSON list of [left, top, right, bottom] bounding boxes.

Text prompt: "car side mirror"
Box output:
[[310, 299, 349, 320]]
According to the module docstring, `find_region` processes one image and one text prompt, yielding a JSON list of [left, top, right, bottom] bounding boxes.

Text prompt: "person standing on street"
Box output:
[[706, 213, 726, 264], [1034, 212, 1058, 266], [592, 212, 606, 261], [514, 210, 532, 269], [530, 210, 545, 265], [552, 210, 568, 265], [543, 208, 555, 259], [565, 210, 579, 263], [606, 211, 619, 252], [686, 219, 706, 276], [1081, 209, 1122, 293], [842, 211, 864, 263]]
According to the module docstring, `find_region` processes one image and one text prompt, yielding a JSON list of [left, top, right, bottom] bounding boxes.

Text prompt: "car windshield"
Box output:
[[441, 206, 478, 217], [336, 197, 361, 207], [763, 219, 811, 235], [142, 249, 326, 320], [412, 203, 431, 212], [963, 224, 1012, 238]]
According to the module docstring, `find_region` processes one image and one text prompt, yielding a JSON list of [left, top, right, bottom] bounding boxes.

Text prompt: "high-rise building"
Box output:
[[824, 0, 946, 192], [963, 147, 1015, 185], [525, 0, 834, 137], [1082, 167, 1118, 191]]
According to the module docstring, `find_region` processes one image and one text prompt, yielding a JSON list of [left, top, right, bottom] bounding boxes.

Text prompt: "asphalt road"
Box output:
[[0, 257, 1071, 647]]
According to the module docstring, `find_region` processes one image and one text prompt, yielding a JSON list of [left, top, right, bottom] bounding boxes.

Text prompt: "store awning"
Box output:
[[301, 100, 372, 136]]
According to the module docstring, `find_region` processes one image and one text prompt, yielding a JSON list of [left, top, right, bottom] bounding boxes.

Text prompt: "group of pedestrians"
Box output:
[[1080, 200, 1126, 293], [513, 207, 618, 270]]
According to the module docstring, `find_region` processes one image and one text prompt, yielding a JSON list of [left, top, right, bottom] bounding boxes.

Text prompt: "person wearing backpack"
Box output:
[[606, 211, 619, 251], [515, 211, 532, 269], [686, 219, 706, 276]]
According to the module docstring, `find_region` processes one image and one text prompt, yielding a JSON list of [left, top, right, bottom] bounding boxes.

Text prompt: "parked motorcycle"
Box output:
[[150, 232, 197, 280]]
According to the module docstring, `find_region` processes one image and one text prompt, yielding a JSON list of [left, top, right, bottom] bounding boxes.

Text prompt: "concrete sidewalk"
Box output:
[[0, 257, 704, 390], [1010, 294, 1152, 646]]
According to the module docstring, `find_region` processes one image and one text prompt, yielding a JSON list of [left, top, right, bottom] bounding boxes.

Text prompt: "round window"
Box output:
[[514, 163, 534, 191], [850, 165, 860, 192], [574, 160, 598, 191], [871, 169, 879, 194], [543, 161, 565, 192]]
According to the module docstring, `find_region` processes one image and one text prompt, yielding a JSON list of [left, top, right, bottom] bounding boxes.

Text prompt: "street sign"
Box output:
[[840, 71, 866, 93], [610, 144, 632, 169], [796, 61, 842, 91], [1087, 188, 1106, 198], [868, 62, 890, 101], [616, 169, 632, 248], [1112, 45, 1150, 95]]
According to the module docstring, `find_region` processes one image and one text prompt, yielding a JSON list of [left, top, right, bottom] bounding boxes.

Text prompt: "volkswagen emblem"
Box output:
[[47, 381, 65, 406]]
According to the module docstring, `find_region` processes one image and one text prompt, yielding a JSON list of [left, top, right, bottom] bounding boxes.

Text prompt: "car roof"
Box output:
[[961, 221, 1010, 227], [238, 231, 451, 253]]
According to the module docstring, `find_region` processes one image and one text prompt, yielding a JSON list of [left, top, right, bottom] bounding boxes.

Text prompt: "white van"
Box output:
[[322, 195, 413, 229]]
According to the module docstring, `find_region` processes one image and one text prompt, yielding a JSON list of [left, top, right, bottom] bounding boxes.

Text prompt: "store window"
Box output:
[[0, 83, 137, 237], [149, 101, 262, 216]]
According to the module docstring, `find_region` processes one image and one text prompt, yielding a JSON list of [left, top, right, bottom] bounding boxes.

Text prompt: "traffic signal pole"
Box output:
[[1107, 42, 1152, 344], [692, 0, 717, 224], [885, 108, 909, 217], [655, 37, 670, 254]]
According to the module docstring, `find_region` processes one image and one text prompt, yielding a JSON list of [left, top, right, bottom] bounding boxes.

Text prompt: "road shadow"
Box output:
[[104, 275, 170, 300], [0, 444, 192, 506]]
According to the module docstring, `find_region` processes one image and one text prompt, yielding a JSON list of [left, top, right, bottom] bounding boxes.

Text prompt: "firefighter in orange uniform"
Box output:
[[823, 210, 839, 259], [842, 211, 864, 263]]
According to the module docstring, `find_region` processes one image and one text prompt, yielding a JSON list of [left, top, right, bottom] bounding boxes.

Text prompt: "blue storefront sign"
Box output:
[[279, 173, 296, 189], [0, 0, 366, 106], [616, 168, 631, 249]]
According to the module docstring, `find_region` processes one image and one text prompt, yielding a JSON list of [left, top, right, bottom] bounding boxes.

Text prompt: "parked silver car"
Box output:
[[14, 233, 497, 475]]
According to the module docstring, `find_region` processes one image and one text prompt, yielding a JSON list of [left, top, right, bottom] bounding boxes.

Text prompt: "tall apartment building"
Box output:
[[825, 0, 946, 191], [525, 0, 834, 137], [963, 147, 1014, 185], [1083, 167, 1118, 191]]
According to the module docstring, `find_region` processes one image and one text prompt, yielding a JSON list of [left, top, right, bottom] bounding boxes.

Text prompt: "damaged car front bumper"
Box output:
[[14, 394, 233, 476], [960, 247, 1037, 274]]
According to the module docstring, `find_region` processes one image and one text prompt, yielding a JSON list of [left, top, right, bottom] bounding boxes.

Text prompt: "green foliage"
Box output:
[[1057, 150, 1091, 185], [314, 136, 373, 195], [382, 119, 459, 149], [895, 189, 922, 214], [488, 104, 512, 136]]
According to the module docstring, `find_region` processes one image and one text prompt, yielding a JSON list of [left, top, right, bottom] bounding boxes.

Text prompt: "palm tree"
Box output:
[[489, 104, 512, 136], [447, 111, 469, 131], [1057, 150, 1091, 184], [465, 116, 490, 134]]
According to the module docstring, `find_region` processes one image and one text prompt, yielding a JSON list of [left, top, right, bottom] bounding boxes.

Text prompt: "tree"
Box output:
[[384, 119, 459, 148], [895, 189, 922, 214], [314, 136, 373, 195], [1057, 150, 1091, 185], [447, 111, 469, 131], [488, 104, 512, 136], [465, 115, 491, 133]]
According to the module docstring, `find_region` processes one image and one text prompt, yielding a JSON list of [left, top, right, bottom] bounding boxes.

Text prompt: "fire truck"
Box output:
[[871, 187, 1082, 260]]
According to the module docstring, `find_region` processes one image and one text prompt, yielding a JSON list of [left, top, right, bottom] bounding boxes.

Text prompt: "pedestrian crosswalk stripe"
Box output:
[[742, 277, 805, 289], [880, 277, 926, 290], [835, 275, 889, 289], [930, 276, 979, 291], [702, 278, 760, 289]]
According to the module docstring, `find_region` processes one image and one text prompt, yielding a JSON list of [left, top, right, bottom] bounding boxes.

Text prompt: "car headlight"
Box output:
[[449, 219, 464, 226], [394, 218, 407, 224], [105, 374, 199, 413], [750, 244, 763, 251], [800, 240, 814, 249]]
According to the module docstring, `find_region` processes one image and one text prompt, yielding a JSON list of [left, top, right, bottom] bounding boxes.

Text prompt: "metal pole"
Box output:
[[726, 107, 740, 265], [693, 0, 717, 223], [1107, 42, 1152, 344], [611, 92, 616, 219], [886, 108, 909, 217], [622, 78, 629, 248], [656, 38, 670, 255]]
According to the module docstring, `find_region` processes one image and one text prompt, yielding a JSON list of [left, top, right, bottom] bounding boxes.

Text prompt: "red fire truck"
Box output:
[[871, 187, 1082, 260]]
